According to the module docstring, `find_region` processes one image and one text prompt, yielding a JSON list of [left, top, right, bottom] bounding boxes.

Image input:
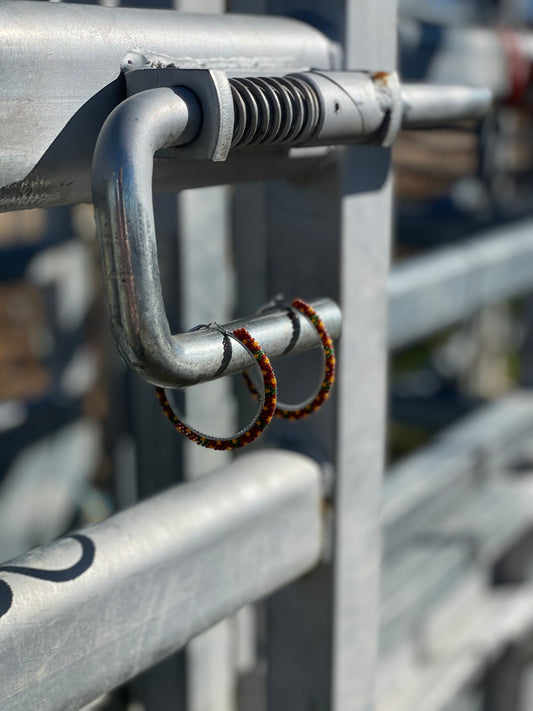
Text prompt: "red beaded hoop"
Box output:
[[243, 298, 335, 420], [156, 327, 277, 450]]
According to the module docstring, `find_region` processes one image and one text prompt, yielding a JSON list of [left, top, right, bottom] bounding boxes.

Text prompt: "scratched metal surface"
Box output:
[[0, 0, 335, 206], [0, 451, 322, 711]]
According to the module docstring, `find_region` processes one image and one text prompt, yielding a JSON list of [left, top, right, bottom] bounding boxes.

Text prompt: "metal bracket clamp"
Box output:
[[92, 66, 491, 388], [124, 64, 234, 162], [290, 70, 403, 148]]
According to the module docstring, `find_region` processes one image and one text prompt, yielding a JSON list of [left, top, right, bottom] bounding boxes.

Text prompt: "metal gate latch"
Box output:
[[92, 66, 491, 387]]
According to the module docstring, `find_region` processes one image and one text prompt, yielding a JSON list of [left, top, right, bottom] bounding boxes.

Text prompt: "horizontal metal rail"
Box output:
[[0, 450, 323, 711], [400, 84, 491, 128], [0, 0, 335, 210], [378, 582, 533, 711], [380, 393, 533, 672], [382, 391, 533, 553], [0, 1, 492, 212], [388, 219, 533, 349], [400, 20, 533, 105]]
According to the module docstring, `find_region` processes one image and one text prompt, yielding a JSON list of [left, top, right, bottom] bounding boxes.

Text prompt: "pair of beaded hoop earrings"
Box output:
[[155, 297, 336, 450]]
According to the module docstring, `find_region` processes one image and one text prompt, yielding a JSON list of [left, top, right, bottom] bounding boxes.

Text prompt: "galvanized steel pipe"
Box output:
[[0, 450, 323, 711], [0, 0, 336, 194], [401, 84, 492, 127], [388, 218, 533, 349], [92, 86, 342, 387]]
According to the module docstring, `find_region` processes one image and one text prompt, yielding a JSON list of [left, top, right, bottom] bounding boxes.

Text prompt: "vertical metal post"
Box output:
[[263, 1, 397, 710], [171, 5, 237, 710], [178, 184, 238, 711], [123, 189, 189, 711], [118, 1, 189, 709]]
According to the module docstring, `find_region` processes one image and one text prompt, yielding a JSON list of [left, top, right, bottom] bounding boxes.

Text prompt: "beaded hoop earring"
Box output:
[[243, 298, 335, 420], [156, 326, 277, 450]]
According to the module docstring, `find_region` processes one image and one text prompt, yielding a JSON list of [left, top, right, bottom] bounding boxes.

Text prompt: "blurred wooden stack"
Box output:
[[393, 128, 479, 200], [0, 209, 51, 402]]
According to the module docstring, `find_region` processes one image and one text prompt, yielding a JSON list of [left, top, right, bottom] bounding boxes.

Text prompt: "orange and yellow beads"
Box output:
[[155, 299, 335, 449], [155, 327, 277, 450], [243, 298, 336, 420]]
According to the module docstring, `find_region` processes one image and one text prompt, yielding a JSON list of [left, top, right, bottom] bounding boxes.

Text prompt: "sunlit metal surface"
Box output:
[[92, 86, 342, 387], [0, 0, 335, 193], [0, 450, 323, 711], [389, 219, 533, 348]]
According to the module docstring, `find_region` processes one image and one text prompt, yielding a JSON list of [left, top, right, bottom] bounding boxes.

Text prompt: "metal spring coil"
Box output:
[[229, 75, 321, 148]]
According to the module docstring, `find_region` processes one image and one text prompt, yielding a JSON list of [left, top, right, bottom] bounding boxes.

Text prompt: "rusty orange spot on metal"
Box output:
[[372, 71, 390, 85]]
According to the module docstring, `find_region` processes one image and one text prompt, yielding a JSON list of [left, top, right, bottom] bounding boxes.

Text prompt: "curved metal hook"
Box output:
[[91, 84, 342, 388]]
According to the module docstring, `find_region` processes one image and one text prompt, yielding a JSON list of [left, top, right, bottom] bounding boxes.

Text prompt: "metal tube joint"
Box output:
[[124, 63, 493, 152]]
